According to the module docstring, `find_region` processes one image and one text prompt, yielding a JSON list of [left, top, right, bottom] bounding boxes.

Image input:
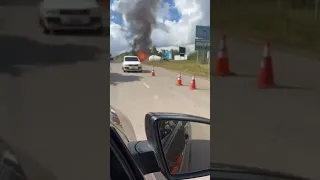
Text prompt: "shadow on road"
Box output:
[[0, 0, 39, 6], [211, 72, 256, 78], [110, 72, 141, 86], [126, 70, 151, 74], [53, 29, 110, 37], [141, 69, 151, 73], [270, 84, 314, 91], [0, 65, 24, 77], [0, 34, 103, 77]]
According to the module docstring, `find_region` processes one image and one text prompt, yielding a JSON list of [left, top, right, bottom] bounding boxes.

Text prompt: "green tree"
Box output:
[[151, 45, 158, 55]]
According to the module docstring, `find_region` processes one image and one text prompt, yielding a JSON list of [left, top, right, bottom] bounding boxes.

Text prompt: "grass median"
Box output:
[[212, 0, 320, 54], [146, 60, 210, 80]]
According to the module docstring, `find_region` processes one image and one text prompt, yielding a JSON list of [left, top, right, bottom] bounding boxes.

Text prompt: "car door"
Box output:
[[110, 126, 145, 180]]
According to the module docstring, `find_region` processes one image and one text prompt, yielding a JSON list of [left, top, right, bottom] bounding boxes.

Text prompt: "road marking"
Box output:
[[143, 82, 150, 89]]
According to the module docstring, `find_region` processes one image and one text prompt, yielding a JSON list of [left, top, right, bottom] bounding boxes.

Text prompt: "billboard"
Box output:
[[179, 47, 186, 54], [196, 25, 210, 40]]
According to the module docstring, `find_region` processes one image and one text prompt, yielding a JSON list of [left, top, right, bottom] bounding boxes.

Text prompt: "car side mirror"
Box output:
[[129, 113, 210, 180]]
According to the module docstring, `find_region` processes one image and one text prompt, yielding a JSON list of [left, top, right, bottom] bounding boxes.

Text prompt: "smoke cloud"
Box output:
[[124, 0, 160, 53]]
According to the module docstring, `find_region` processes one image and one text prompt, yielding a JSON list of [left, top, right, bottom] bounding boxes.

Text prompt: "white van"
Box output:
[[38, 0, 103, 34], [122, 56, 142, 72]]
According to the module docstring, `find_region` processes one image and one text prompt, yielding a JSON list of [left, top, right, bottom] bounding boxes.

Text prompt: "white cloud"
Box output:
[[110, 0, 210, 55], [110, 23, 130, 55]]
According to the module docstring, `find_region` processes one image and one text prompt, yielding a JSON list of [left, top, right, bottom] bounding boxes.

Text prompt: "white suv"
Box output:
[[122, 56, 142, 72], [38, 0, 103, 34]]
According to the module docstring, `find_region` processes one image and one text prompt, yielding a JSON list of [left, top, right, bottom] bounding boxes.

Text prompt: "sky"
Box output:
[[110, 0, 210, 56]]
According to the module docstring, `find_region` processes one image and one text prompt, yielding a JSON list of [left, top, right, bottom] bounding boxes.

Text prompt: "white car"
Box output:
[[38, 0, 103, 34], [122, 56, 142, 72]]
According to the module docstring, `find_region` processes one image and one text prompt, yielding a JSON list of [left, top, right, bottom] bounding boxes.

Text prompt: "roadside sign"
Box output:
[[196, 25, 210, 40], [179, 47, 186, 54], [195, 39, 210, 51]]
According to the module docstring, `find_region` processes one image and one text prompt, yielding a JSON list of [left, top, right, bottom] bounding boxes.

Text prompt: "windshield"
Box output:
[[124, 57, 139, 62]]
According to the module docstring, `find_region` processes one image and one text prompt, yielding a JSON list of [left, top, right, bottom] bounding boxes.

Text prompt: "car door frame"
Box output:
[[110, 126, 145, 180]]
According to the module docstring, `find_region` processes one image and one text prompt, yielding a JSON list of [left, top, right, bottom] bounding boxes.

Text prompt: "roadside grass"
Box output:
[[212, 0, 320, 54], [146, 59, 210, 80]]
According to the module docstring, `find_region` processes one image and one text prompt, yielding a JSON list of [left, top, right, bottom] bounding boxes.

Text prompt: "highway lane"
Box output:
[[110, 62, 210, 180], [0, 5, 109, 180], [110, 62, 210, 140], [211, 31, 320, 180]]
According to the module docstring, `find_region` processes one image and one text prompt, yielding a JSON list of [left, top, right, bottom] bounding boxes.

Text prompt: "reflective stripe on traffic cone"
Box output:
[[177, 72, 183, 86], [151, 66, 155, 76], [189, 75, 196, 90]]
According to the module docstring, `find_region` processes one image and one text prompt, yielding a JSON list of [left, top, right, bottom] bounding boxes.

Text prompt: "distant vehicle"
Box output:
[[122, 56, 142, 72], [149, 55, 162, 61], [38, 0, 103, 34]]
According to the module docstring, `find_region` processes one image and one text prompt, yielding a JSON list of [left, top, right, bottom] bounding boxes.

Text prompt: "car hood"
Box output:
[[42, 0, 98, 10], [110, 106, 137, 143], [122, 61, 141, 65]]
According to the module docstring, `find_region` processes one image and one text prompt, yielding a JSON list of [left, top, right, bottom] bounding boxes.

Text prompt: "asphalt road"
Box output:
[[110, 63, 210, 140], [110, 63, 210, 180], [211, 31, 320, 180], [0, 4, 110, 180]]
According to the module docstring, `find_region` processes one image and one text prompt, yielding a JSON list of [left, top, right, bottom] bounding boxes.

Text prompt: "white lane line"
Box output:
[[143, 82, 150, 89]]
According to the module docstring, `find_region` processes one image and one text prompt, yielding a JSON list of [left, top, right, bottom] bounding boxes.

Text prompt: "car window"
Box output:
[[124, 57, 139, 62]]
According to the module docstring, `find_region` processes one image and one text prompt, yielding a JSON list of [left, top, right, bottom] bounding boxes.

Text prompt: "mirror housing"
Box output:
[[142, 112, 210, 180]]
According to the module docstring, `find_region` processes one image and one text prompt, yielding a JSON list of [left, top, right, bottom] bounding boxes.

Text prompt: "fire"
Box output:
[[137, 51, 149, 63]]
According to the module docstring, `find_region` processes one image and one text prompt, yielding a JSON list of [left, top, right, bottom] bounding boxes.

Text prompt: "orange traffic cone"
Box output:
[[216, 34, 234, 76], [176, 72, 183, 86], [258, 42, 275, 88], [151, 66, 155, 76], [171, 152, 183, 173], [189, 75, 196, 90]]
